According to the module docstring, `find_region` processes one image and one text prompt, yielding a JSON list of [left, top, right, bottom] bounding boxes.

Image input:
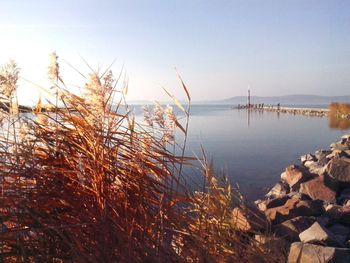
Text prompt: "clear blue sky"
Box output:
[[0, 0, 349, 103]]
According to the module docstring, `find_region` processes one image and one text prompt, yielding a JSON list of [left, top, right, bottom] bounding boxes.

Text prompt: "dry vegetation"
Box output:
[[0, 54, 282, 262], [329, 102, 350, 116]]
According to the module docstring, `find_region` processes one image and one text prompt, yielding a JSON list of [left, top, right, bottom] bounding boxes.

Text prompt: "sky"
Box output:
[[0, 0, 350, 104]]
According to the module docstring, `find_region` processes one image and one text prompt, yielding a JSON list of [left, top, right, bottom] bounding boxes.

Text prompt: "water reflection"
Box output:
[[328, 115, 350, 130], [247, 109, 250, 126]]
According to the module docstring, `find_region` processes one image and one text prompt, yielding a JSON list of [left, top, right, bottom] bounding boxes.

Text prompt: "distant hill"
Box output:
[[204, 95, 350, 106]]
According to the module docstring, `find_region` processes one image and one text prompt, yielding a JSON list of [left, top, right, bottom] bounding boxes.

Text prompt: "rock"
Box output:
[[325, 205, 350, 226], [254, 235, 289, 257], [231, 205, 269, 232], [341, 134, 350, 143], [338, 188, 350, 205], [265, 181, 289, 199], [315, 150, 332, 163], [330, 141, 350, 151], [300, 154, 316, 164], [309, 161, 328, 175], [327, 157, 350, 186], [281, 171, 287, 182], [284, 165, 313, 190], [273, 216, 316, 242], [317, 215, 331, 227], [299, 221, 342, 247], [256, 195, 292, 212], [265, 199, 324, 224], [288, 191, 311, 201], [327, 150, 350, 159], [255, 199, 268, 212], [304, 160, 316, 169], [329, 224, 350, 244], [299, 175, 337, 203], [304, 159, 328, 175], [288, 242, 350, 263]]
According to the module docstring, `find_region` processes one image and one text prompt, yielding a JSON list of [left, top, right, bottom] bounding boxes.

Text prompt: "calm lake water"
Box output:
[[133, 104, 350, 203]]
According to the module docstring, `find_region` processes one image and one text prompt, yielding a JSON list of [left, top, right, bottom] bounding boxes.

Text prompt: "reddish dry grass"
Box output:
[[329, 102, 350, 116], [0, 58, 284, 262]]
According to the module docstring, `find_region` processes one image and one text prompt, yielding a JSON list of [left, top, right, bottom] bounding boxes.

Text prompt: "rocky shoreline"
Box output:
[[232, 134, 350, 262]]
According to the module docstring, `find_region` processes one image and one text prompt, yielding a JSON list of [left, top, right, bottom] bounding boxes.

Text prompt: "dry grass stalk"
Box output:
[[0, 56, 283, 262]]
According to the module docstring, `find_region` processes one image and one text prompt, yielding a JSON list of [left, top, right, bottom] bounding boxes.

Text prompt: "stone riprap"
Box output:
[[236, 134, 350, 262]]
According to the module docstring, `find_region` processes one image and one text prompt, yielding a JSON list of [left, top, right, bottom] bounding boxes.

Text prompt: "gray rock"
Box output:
[[329, 224, 350, 244], [316, 215, 331, 227], [341, 134, 350, 143], [307, 161, 327, 176], [255, 199, 268, 212], [304, 160, 316, 169], [255, 197, 290, 212], [331, 141, 350, 151], [288, 242, 350, 263], [325, 205, 350, 226], [315, 150, 332, 162], [273, 216, 316, 242], [338, 188, 350, 205], [281, 171, 287, 182], [327, 157, 350, 185], [265, 181, 290, 199], [300, 153, 316, 164], [327, 150, 350, 159], [315, 150, 332, 166], [299, 221, 343, 247]]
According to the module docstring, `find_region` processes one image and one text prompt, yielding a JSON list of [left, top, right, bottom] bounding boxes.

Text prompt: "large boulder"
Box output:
[[288, 242, 350, 263], [231, 205, 269, 232], [327, 157, 350, 186], [273, 216, 316, 242], [299, 221, 343, 247], [299, 175, 337, 203], [284, 165, 314, 190], [265, 199, 324, 224]]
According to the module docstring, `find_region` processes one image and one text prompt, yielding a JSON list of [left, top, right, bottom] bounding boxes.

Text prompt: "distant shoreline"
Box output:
[[235, 105, 350, 120]]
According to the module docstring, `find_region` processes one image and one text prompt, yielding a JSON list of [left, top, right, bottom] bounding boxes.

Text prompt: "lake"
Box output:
[[140, 104, 350, 203]]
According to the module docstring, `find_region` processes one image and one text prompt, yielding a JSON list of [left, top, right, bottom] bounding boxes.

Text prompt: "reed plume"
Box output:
[[0, 55, 282, 262]]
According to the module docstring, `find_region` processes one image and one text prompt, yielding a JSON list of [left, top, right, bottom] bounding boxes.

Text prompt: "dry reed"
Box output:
[[329, 102, 350, 116], [0, 56, 283, 262]]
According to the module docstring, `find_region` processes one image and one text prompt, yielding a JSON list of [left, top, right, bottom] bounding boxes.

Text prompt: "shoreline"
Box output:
[[234, 133, 350, 261], [236, 105, 350, 119], [261, 106, 329, 117]]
